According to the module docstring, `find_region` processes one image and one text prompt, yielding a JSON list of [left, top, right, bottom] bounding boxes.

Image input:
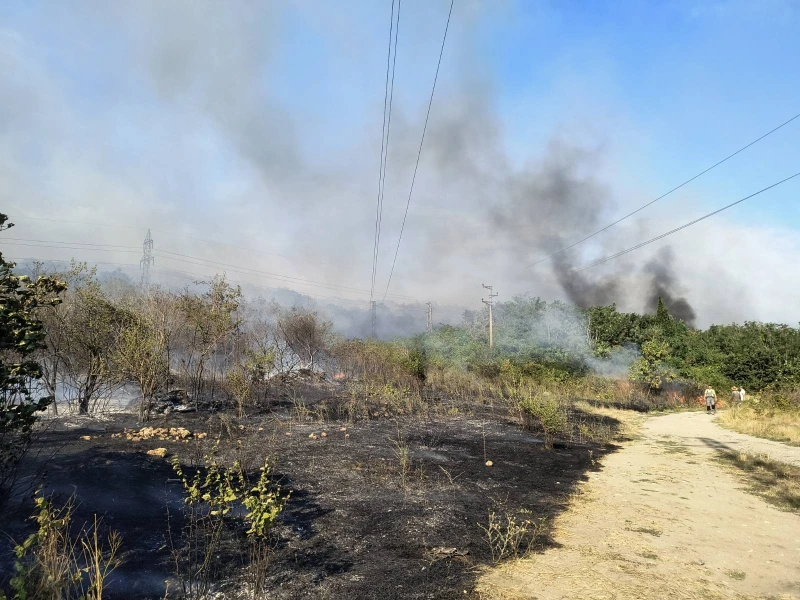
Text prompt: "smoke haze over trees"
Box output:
[[1, 1, 799, 328]]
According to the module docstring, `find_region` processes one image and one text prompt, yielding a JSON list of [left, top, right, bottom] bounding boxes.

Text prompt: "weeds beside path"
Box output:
[[478, 410, 800, 599], [719, 406, 800, 447]]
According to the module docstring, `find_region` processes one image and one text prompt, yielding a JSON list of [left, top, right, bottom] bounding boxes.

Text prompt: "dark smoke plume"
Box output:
[[643, 247, 696, 326], [484, 138, 624, 307]]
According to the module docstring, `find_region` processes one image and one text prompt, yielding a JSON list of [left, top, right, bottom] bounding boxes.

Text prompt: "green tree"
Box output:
[[178, 275, 242, 404], [0, 214, 66, 506], [629, 338, 676, 391], [113, 311, 169, 422]]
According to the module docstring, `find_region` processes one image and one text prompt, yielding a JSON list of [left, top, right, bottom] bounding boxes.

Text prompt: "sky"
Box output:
[[1, 0, 799, 330]]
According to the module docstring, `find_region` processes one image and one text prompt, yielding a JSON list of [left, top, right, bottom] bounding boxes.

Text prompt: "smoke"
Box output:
[[642, 247, 697, 326], [483, 134, 626, 308], [493, 295, 640, 376], [3, 2, 796, 330]]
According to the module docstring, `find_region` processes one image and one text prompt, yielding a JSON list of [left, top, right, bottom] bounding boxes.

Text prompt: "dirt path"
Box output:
[[478, 411, 800, 600]]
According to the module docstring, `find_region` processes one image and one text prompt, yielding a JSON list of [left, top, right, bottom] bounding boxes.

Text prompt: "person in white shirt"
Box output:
[[739, 387, 746, 403]]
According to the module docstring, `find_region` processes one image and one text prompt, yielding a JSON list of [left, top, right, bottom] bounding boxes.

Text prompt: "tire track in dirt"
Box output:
[[477, 411, 800, 599]]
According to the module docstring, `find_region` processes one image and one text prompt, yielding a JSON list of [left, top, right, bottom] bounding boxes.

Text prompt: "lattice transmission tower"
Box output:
[[140, 229, 154, 290]]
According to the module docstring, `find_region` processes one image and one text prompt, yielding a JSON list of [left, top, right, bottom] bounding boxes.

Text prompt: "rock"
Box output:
[[485, 460, 493, 467], [80, 435, 91, 441], [321, 432, 327, 438], [147, 448, 167, 458], [155, 389, 188, 403], [429, 547, 468, 558]]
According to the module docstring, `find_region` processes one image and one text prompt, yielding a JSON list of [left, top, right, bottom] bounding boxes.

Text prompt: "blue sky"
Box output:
[[484, 1, 800, 223], [1, 0, 799, 325]]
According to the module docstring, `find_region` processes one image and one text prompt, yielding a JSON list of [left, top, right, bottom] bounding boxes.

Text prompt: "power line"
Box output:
[[4, 254, 424, 306], [9, 215, 294, 260], [5, 257, 140, 268], [515, 111, 800, 274], [0, 241, 141, 254], [382, 0, 454, 303], [543, 171, 800, 284], [370, 0, 402, 310], [10, 215, 421, 288], [0, 237, 139, 250], [0, 237, 424, 301], [153, 251, 421, 300]]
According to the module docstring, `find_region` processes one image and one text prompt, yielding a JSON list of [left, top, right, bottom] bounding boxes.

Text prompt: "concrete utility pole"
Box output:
[[482, 284, 498, 348], [370, 300, 377, 338], [140, 229, 154, 291], [426, 302, 433, 333]]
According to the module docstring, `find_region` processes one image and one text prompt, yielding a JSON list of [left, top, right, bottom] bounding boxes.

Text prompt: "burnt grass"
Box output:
[[2, 385, 623, 599]]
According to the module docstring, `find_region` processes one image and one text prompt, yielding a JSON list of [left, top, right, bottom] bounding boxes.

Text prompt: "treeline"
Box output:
[[410, 295, 800, 394], [26, 262, 800, 413], [587, 298, 800, 392], [27, 260, 334, 420]]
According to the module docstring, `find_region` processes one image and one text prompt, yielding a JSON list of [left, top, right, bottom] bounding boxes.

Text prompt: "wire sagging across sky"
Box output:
[[544, 171, 800, 284], [515, 111, 800, 274], [369, 0, 401, 306], [382, 0, 454, 303]]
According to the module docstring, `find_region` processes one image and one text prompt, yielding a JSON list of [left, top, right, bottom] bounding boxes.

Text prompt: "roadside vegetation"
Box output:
[[715, 450, 800, 513], [718, 391, 800, 446], [3, 211, 800, 598]]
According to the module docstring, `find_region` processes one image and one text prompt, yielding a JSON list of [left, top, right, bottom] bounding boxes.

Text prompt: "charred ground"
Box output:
[[3, 379, 624, 599]]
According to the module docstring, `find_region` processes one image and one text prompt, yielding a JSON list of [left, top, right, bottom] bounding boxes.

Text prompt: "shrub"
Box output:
[[170, 451, 288, 599], [478, 509, 546, 563], [4, 492, 122, 600], [0, 215, 66, 507], [520, 392, 569, 448]]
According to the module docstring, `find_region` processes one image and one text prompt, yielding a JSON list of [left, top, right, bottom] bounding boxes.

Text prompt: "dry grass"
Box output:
[[715, 450, 800, 513], [718, 405, 800, 446]]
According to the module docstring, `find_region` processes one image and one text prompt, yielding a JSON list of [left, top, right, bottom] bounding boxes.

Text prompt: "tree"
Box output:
[[66, 281, 123, 413], [35, 262, 121, 414], [276, 308, 333, 370], [113, 311, 169, 422], [629, 338, 676, 391], [177, 275, 242, 404], [0, 214, 66, 506]]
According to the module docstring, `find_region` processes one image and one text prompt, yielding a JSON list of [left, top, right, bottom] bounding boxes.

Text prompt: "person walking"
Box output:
[[739, 387, 746, 403], [731, 386, 742, 407], [704, 386, 717, 414]]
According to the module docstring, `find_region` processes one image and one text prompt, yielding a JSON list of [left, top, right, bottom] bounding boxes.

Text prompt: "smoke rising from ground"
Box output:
[[643, 247, 697, 326]]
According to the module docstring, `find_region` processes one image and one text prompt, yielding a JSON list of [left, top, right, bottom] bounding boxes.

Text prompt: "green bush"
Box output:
[[519, 393, 569, 447]]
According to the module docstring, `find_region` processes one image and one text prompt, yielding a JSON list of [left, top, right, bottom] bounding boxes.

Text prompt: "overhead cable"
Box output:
[[382, 0, 454, 303], [544, 171, 800, 283], [370, 0, 402, 305], [515, 111, 800, 274]]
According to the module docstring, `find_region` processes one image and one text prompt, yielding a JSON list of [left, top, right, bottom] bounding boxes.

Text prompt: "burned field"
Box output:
[[2, 380, 623, 600]]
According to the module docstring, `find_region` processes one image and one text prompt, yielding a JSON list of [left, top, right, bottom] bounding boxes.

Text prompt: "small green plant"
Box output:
[[520, 393, 568, 448], [170, 450, 288, 599], [391, 426, 413, 492], [4, 492, 121, 600]]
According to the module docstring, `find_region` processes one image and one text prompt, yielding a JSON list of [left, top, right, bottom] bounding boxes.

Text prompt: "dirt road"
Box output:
[[478, 411, 800, 599]]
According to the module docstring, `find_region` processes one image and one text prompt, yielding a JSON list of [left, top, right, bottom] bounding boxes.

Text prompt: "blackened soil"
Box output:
[[2, 406, 619, 599]]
